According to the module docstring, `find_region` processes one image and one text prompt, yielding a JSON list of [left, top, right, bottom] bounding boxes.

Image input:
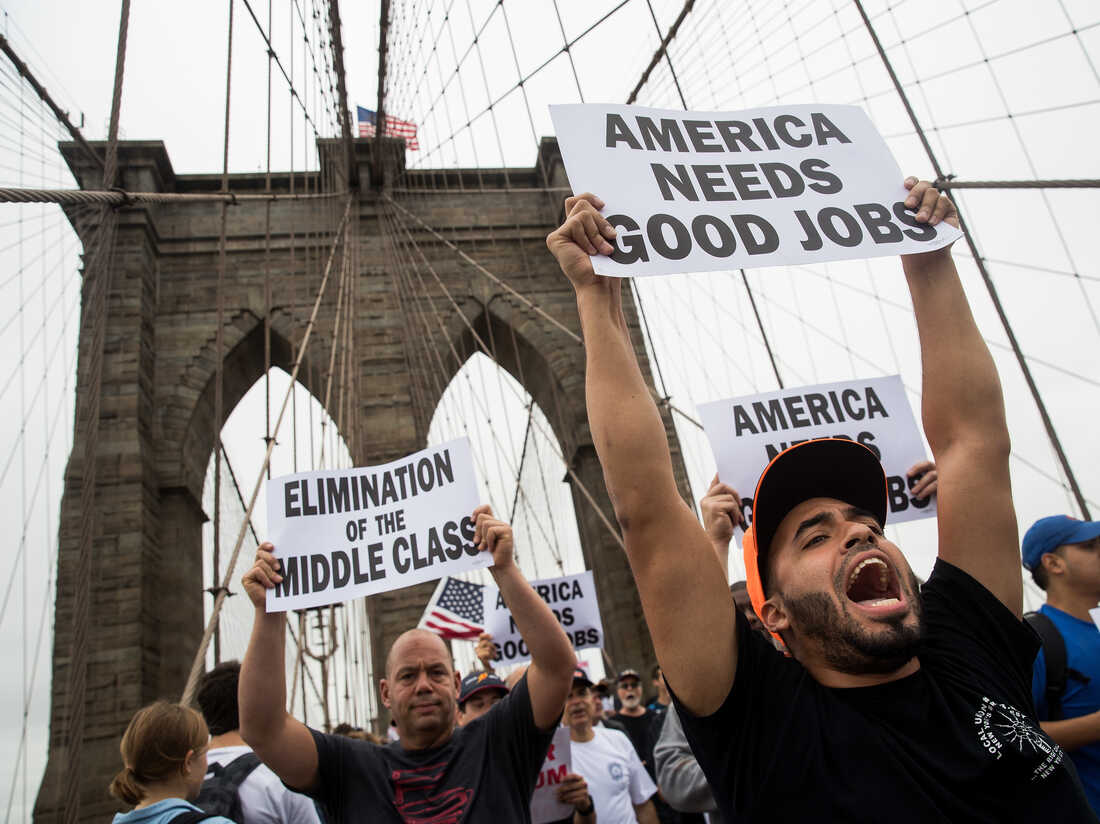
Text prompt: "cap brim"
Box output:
[[459, 683, 508, 704], [753, 438, 888, 587]]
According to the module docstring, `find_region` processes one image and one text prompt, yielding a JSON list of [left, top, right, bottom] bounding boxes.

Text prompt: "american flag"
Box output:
[[418, 576, 485, 640], [357, 105, 419, 150]]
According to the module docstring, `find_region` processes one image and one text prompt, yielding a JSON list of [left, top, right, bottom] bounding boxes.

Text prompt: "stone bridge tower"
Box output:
[[35, 136, 694, 821]]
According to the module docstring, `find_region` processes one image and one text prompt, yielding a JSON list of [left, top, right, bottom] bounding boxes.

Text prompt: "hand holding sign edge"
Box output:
[[546, 193, 620, 292], [243, 542, 283, 610]]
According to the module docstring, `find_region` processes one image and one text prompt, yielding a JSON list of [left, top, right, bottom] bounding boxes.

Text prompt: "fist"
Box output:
[[700, 475, 744, 545], [241, 542, 283, 609], [545, 193, 619, 291], [555, 773, 590, 807], [475, 632, 498, 669], [472, 505, 515, 570]]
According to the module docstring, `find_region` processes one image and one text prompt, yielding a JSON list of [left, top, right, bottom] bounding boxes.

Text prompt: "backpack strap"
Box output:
[[217, 752, 263, 786], [1025, 611, 1068, 720], [168, 810, 219, 824]]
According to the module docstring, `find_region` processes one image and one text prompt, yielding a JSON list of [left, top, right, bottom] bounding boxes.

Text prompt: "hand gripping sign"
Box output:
[[485, 571, 605, 665], [698, 375, 936, 537], [265, 437, 490, 612], [531, 727, 574, 824], [549, 103, 962, 276]]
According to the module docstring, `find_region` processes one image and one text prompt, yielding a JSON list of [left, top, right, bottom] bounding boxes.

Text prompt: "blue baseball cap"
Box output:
[[458, 671, 508, 705], [1022, 515, 1100, 570]]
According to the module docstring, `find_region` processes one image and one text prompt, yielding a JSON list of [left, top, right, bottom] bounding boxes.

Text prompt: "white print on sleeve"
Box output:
[[973, 696, 1064, 781]]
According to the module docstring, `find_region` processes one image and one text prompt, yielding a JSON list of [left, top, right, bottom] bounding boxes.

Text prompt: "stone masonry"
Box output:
[[35, 136, 694, 821]]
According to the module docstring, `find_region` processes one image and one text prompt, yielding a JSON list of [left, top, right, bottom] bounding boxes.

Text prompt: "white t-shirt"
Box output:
[[571, 726, 657, 824], [206, 745, 321, 824]]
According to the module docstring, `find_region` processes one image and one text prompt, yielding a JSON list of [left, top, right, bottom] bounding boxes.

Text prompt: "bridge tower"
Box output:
[[35, 136, 694, 821]]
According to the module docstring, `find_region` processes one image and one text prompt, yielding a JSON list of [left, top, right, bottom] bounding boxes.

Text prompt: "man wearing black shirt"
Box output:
[[238, 506, 576, 822], [545, 179, 1096, 822]]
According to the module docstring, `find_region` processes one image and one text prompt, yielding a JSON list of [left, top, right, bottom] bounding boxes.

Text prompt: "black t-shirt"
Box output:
[[675, 559, 1098, 823], [616, 709, 658, 773], [303, 674, 554, 822]]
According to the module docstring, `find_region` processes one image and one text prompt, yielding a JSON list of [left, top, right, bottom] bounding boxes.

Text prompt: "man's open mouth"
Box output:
[[844, 552, 905, 614]]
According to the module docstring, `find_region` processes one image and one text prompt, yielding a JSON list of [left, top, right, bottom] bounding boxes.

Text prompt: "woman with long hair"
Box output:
[[109, 701, 234, 824]]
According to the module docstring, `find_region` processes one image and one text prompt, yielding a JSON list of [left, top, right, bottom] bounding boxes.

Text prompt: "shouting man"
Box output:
[[238, 506, 575, 822], [545, 179, 1095, 821]]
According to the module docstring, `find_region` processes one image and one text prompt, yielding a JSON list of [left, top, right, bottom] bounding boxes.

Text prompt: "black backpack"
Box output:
[[193, 752, 263, 824], [168, 813, 220, 824], [1025, 611, 1091, 720]]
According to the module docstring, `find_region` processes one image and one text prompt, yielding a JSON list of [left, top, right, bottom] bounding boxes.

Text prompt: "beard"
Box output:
[[782, 569, 923, 675]]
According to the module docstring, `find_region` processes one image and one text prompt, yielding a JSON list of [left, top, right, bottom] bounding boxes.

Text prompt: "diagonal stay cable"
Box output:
[[180, 196, 352, 705]]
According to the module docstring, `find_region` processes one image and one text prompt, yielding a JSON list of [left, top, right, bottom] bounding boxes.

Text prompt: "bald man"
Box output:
[[239, 506, 576, 822]]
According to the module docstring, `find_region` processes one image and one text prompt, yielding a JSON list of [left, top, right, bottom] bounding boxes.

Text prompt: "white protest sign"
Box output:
[[530, 727, 573, 824], [485, 571, 604, 665], [265, 438, 490, 611], [698, 375, 935, 532], [549, 103, 962, 276], [1090, 607, 1100, 634]]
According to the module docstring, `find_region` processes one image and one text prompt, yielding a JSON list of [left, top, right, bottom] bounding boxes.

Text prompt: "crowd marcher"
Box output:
[[545, 179, 1097, 820], [612, 670, 657, 770], [646, 666, 670, 717], [566, 669, 657, 823], [1023, 514, 1100, 814], [238, 506, 576, 822], [109, 701, 235, 824], [195, 661, 321, 824], [592, 687, 627, 735], [457, 670, 510, 725]]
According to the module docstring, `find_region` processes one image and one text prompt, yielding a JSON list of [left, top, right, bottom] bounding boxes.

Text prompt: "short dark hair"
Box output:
[[195, 660, 241, 736], [1032, 561, 1051, 591]]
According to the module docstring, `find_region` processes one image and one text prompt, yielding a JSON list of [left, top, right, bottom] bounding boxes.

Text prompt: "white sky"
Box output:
[[0, 0, 1098, 818]]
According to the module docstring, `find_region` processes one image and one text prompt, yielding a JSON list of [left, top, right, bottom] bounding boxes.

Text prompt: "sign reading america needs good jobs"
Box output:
[[485, 570, 604, 665], [698, 375, 936, 534], [265, 437, 490, 612], [549, 103, 962, 276]]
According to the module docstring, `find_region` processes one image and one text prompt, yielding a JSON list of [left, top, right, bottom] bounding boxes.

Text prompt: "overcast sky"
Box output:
[[1, 0, 1099, 818]]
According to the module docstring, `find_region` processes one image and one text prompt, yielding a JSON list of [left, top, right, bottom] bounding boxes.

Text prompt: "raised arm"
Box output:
[[901, 178, 1021, 615], [238, 543, 319, 791], [473, 506, 575, 729], [545, 194, 735, 716]]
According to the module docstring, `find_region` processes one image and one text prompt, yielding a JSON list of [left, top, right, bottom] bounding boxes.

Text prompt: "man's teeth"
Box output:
[[868, 598, 900, 607], [848, 557, 889, 589]]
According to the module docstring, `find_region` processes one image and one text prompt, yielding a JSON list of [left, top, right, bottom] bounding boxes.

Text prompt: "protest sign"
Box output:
[[549, 103, 962, 276], [698, 375, 935, 531], [265, 438, 490, 612], [485, 571, 604, 665], [530, 727, 573, 824], [1090, 607, 1100, 634]]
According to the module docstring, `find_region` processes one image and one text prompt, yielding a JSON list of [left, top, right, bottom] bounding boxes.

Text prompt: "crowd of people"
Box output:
[[107, 179, 1100, 823]]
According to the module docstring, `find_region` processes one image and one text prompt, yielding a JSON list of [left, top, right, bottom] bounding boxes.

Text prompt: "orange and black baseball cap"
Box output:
[[743, 438, 888, 627]]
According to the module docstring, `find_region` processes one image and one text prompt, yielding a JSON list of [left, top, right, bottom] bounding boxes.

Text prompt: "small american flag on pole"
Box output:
[[418, 576, 485, 640], [357, 105, 419, 150]]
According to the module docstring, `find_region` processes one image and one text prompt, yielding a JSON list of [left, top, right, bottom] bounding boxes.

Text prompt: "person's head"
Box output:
[[380, 629, 460, 745], [565, 669, 594, 730], [651, 665, 669, 704], [195, 659, 241, 736], [457, 671, 509, 724], [743, 439, 923, 677], [504, 664, 529, 690], [616, 668, 643, 709], [109, 701, 209, 806], [1023, 516, 1100, 597], [730, 580, 768, 635]]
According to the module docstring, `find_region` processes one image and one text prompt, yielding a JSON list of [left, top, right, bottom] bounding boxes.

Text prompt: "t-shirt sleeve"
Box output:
[[920, 559, 1041, 712], [625, 736, 658, 805], [297, 727, 350, 812], [483, 672, 557, 797], [670, 608, 810, 811]]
